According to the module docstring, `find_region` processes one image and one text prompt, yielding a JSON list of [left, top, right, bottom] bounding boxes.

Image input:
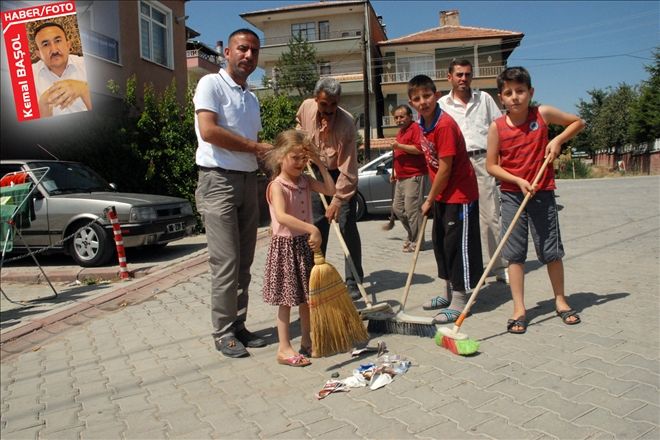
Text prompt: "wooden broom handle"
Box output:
[[454, 153, 554, 329], [306, 163, 373, 306], [399, 214, 428, 313]]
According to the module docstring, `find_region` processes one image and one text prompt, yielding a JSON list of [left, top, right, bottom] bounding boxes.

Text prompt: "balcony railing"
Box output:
[[262, 29, 362, 46], [186, 49, 223, 67], [381, 65, 505, 84]]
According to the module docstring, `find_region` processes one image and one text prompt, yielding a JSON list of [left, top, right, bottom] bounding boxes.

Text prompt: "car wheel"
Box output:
[[68, 222, 114, 267], [355, 192, 366, 221]]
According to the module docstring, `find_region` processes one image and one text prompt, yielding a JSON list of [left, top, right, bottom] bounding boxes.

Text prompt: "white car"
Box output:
[[355, 151, 430, 221], [1, 160, 196, 267]]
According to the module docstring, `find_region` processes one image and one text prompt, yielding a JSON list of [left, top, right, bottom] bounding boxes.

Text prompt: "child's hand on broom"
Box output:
[[308, 227, 322, 252]]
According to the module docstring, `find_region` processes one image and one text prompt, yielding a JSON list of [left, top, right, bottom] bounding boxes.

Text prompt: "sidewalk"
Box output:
[[1, 176, 658, 439]]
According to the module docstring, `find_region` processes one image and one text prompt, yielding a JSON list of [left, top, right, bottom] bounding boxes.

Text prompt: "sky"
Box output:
[[186, 0, 659, 113]]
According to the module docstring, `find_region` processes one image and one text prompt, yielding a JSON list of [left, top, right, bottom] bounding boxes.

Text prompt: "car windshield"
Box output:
[[28, 162, 112, 195]]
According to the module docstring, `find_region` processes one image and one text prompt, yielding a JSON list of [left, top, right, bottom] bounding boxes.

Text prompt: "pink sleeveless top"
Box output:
[[267, 175, 313, 237]]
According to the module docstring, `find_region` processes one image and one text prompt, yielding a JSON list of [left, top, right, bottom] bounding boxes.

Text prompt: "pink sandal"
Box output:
[[277, 354, 311, 367]]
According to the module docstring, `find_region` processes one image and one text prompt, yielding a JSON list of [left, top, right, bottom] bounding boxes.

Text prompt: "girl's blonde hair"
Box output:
[[265, 129, 318, 176]]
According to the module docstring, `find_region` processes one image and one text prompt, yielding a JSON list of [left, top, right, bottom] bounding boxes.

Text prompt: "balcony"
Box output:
[[381, 65, 505, 84], [186, 49, 223, 79], [262, 29, 362, 47]]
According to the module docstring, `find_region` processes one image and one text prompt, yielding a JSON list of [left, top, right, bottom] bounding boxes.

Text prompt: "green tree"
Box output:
[[574, 88, 608, 152], [273, 35, 319, 97], [629, 48, 660, 143], [591, 83, 638, 150], [259, 94, 300, 143]]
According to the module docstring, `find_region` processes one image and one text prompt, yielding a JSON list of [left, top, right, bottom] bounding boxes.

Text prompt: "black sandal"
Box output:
[[507, 318, 527, 334], [556, 309, 581, 325]]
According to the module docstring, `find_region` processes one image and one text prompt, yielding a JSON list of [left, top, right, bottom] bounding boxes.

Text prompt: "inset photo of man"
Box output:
[[27, 16, 91, 118]]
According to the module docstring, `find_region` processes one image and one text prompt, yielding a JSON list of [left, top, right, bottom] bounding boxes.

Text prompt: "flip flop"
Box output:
[[277, 354, 311, 367], [507, 318, 527, 334], [432, 308, 461, 324], [423, 296, 450, 310], [556, 309, 581, 325]]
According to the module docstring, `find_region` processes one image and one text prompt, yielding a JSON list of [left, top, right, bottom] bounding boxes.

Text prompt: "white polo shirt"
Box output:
[[32, 54, 88, 116], [439, 89, 502, 153], [194, 68, 261, 171]]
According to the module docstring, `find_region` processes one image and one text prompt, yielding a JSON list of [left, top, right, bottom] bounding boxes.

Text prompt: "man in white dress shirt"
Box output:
[[439, 59, 508, 283], [31, 22, 91, 118]]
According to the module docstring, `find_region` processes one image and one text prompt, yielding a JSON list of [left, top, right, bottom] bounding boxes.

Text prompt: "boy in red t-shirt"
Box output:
[[391, 104, 428, 252], [408, 74, 483, 324], [486, 66, 585, 334]]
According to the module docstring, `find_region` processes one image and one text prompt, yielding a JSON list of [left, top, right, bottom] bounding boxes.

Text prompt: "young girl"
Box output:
[[262, 130, 335, 367]]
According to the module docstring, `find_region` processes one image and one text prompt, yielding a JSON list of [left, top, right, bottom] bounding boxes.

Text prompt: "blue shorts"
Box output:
[[500, 191, 564, 264]]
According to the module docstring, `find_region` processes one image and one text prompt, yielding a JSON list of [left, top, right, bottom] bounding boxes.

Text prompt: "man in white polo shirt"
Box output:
[[439, 59, 509, 286], [194, 28, 273, 358]]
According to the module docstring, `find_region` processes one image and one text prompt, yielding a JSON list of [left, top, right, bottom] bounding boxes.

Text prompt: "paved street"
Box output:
[[1, 176, 659, 439]]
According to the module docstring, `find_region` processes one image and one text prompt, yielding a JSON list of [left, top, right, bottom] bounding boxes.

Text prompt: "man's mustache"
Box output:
[[50, 51, 63, 59]]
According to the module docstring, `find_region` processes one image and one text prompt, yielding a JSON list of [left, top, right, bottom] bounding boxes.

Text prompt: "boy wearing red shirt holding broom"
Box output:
[[408, 74, 483, 325], [486, 66, 585, 334]]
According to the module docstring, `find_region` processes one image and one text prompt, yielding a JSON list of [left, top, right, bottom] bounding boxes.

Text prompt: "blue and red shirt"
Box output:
[[418, 106, 478, 203]]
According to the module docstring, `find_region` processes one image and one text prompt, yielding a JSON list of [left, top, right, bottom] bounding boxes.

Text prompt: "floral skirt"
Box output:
[[262, 234, 313, 307]]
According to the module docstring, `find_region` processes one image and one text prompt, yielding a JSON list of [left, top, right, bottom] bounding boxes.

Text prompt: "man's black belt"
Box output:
[[198, 165, 256, 175], [467, 149, 487, 157]]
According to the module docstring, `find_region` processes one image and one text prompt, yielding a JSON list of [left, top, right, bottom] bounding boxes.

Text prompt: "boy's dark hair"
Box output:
[[407, 74, 436, 97], [228, 28, 260, 45], [33, 22, 67, 42], [448, 59, 472, 73], [393, 104, 413, 116], [497, 66, 532, 92]]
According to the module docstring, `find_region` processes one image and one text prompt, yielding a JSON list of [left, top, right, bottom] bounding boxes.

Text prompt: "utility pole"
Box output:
[[271, 67, 279, 96], [362, 6, 371, 161]]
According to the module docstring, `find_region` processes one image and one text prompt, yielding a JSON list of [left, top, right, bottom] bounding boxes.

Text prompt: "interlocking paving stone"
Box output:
[[572, 387, 646, 417], [523, 411, 605, 438], [526, 390, 595, 421], [626, 404, 660, 425], [621, 385, 660, 405], [486, 377, 546, 404], [476, 396, 547, 427], [471, 415, 543, 439], [572, 407, 655, 438], [573, 370, 638, 396]]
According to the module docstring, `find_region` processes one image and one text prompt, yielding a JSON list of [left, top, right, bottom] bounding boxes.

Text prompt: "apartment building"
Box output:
[[240, 0, 387, 141], [378, 10, 523, 137]]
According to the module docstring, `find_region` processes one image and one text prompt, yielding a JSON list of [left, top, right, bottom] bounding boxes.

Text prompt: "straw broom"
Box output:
[[309, 251, 369, 357]]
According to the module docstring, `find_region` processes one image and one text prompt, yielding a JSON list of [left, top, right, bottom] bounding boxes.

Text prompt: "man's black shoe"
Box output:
[[347, 285, 362, 301], [214, 336, 249, 358], [236, 328, 267, 348]]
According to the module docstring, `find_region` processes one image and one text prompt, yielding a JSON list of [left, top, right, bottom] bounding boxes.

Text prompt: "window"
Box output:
[[319, 21, 330, 40], [77, 1, 120, 63], [319, 62, 331, 76], [291, 22, 316, 41], [139, 0, 173, 68]]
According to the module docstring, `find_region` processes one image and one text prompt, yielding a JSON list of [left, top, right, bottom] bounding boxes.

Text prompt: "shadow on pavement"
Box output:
[[365, 269, 435, 295], [0, 283, 113, 329]]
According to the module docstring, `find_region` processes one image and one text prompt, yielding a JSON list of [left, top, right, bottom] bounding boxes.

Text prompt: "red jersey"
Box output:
[[393, 122, 427, 179], [419, 107, 478, 203], [494, 107, 556, 192]]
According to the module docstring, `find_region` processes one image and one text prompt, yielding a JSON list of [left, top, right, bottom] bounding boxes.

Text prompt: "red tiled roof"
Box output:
[[359, 137, 396, 151], [379, 25, 523, 46]]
